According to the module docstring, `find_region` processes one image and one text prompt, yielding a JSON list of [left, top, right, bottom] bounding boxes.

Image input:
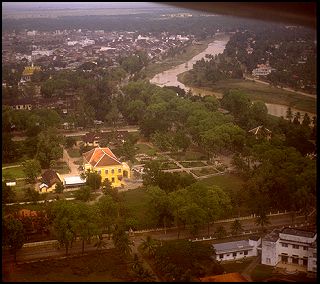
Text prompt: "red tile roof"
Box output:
[[83, 147, 121, 167]]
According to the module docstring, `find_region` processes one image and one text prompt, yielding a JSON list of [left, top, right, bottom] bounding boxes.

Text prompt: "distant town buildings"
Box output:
[[252, 63, 275, 77]]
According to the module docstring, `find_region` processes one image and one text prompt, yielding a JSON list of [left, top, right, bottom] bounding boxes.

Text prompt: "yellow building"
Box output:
[[21, 64, 41, 82], [83, 147, 130, 188]]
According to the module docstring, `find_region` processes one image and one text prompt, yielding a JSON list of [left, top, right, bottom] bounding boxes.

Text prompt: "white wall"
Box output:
[[216, 248, 256, 262], [261, 240, 280, 266]]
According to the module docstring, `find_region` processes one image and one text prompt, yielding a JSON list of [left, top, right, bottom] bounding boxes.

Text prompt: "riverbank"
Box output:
[[145, 34, 228, 80], [178, 74, 316, 114]]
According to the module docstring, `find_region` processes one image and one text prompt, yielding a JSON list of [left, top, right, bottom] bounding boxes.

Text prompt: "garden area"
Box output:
[[160, 161, 180, 170], [191, 167, 219, 177], [179, 161, 207, 168], [135, 143, 157, 156], [170, 151, 207, 161]]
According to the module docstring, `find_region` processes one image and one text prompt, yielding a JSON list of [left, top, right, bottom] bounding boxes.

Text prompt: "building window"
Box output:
[[219, 254, 223, 259], [282, 243, 288, 247], [313, 253, 317, 258], [105, 169, 108, 174], [303, 246, 307, 250], [226, 254, 230, 257], [111, 169, 114, 174], [233, 252, 237, 257], [244, 251, 248, 256], [313, 260, 317, 265], [118, 168, 121, 173], [266, 258, 271, 264], [292, 244, 299, 249], [112, 177, 115, 183]]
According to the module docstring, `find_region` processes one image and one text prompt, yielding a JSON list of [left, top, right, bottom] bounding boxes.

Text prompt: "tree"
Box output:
[[64, 137, 76, 149], [96, 195, 118, 238], [55, 181, 64, 194], [215, 225, 227, 239], [302, 113, 311, 128], [101, 179, 113, 195], [75, 186, 91, 202], [255, 211, 270, 232], [22, 159, 41, 183], [286, 107, 293, 121], [173, 130, 191, 152], [2, 182, 16, 204], [36, 128, 63, 168], [75, 204, 101, 254], [85, 171, 102, 192], [24, 187, 41, 203], [105, 103, 120, 128], [112, 225, 133, 257], [141, 235, 159, 257], [230, 219, 243, 235], [51, 201, 78, 255], [143, 161, 161, 187], [3, 216, 25, 263]]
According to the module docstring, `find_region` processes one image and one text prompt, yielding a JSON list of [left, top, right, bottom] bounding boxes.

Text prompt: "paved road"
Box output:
[[4, 212, 309, 265]]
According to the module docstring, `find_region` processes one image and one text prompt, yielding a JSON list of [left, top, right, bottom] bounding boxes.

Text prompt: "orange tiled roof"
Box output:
[[200, 272, 248, 282], [83, 147, 121, 167]]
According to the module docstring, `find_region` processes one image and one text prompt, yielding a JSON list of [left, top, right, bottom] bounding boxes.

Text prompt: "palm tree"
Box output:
[[141, 236, 159, 257], [214, 225, 227, 239], [230, 219, 243, 235], [112, 225, 133, 257], [255, 211, 270, 232]]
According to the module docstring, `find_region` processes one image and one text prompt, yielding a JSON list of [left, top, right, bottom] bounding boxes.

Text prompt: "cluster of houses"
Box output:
[[210, 227, 317, 276], [2, 29, 196, 75]]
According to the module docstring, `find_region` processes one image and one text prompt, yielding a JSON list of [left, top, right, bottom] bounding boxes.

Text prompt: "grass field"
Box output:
[[196, 173, 244, 192], [222, 258, 253, 273], [67, 148, 82, 158], [250, 264, 274, 281], [191, 167, 219, 177], [170, 151, 207, 161], [178, 76, 316, 113], [160, 161, 180, 170], [52, 161, 70, 175], [2, 166, 26, 180], [145, 38, 213, 79], [3, 249, 135, 282], [179, 161, 207, 168], [135, 143, 157, 156], [121, 187, 154, 229]]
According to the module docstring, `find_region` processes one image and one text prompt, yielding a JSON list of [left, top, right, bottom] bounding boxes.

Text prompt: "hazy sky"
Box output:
[[2, 2, 168, 11]]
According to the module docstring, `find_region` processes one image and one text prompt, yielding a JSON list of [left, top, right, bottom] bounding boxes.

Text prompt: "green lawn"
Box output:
[[222, 258, 253, 273], [121, 187, 154, 230], [52, 161, 70, 175], [178, 76, 316, 113], [191, 167, 219, 177], [170, 151, 207, 161], [2, 162, 22, 168], [2, 166, 26, 180], [179, 161, 207, 168], [67, 148, 82, 158], [135, 143, 157, 156], [250, 264, 274, 282], [160, 162, 180, 170], [197, 173, 244, 192]]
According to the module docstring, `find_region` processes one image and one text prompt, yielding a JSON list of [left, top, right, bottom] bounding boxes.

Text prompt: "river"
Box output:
[[150, 33, 316, 119]]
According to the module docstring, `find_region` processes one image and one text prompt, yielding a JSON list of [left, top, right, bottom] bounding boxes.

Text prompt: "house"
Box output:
[[200, 272, 248, 282], [252, 64, 274, 77], [82, 132, 101, 147], [261, 227, 317, 273], [248, 125, 272, 140], [3, 98, 34, 110], [213, 236, 261, 262], [83, 146, 130, 188], [39, 169, 62, 193]]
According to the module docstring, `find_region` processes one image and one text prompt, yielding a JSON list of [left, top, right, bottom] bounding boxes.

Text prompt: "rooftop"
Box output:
[[281, 227, 316, 238], [263, 229, 281, 242], [213, 240, 253, 253]]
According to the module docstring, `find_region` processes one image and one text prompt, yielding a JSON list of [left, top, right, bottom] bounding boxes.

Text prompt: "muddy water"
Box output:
[[150, 33, 230, 91], [150, 33, 316, 119]]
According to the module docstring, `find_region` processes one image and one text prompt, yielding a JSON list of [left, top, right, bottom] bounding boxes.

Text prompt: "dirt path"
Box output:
[[61, 148, 79, 177], [241, 255, 260, 282]]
